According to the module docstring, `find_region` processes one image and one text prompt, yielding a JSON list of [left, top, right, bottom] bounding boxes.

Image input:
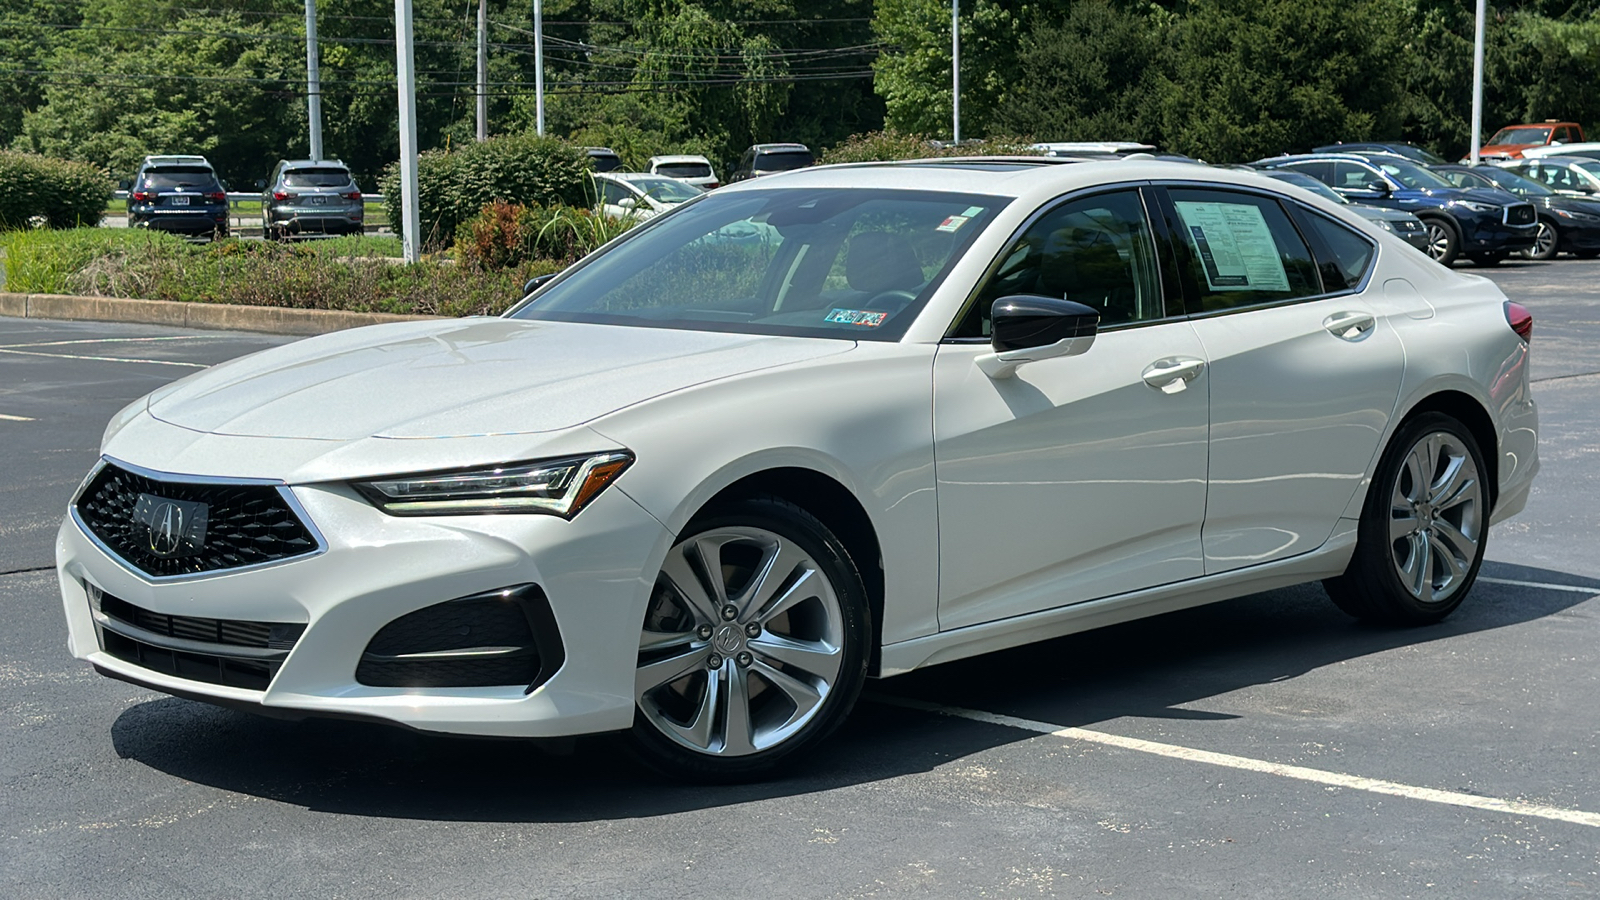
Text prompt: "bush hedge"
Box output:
[[819, 131, 1043, 164], [454, 200, 640, 271], [378, 133, 591, 251], [0, 152, 113, 230]]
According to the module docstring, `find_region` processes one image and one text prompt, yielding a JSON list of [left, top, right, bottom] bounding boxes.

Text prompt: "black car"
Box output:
[[261, 159, 364, 240], [126, 155, 229, 239], [1433, 164, 1600, 260], [1312, 142, 1448, 166], [585, 147, 624, 173], [1253, 153, 1536, 265], [729, 143, 814, 183]]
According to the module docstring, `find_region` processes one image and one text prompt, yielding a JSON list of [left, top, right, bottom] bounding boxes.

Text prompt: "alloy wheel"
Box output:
[[636, 526, 846, 757], [1424, 222, 1453, 261], [1529, 221, 1557, 259], [1387, 431, 1483, 605]]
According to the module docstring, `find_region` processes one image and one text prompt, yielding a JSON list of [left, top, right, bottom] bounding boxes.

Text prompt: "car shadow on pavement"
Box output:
[[108, 561, 1597, 822]]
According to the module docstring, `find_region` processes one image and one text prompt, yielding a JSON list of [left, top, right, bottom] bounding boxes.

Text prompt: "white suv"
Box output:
[[648, 154, 720, 190]]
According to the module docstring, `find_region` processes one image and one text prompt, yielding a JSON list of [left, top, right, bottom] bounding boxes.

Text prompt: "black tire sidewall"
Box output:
[[1424, 217, 1461, 266], [628, 496, 872, 782]]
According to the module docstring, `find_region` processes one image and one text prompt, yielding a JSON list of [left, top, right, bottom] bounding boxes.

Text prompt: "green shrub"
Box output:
[[378, 133, 591, 251], [454, 200, 640, 271], [0, 152, 113, 231], [820, 131, 1043, 164]]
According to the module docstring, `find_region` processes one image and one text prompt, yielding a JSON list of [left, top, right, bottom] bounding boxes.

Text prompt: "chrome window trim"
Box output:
[[70, 455, 329, 584]]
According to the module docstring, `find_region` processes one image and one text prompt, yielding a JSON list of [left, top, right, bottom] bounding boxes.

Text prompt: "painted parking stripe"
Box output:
[[870, 695, 1600, 829], [0, 336, 213, 349], [1478, 576, 1600, 595], [0, 348, 206, 368], [0, 413, 35, 421]]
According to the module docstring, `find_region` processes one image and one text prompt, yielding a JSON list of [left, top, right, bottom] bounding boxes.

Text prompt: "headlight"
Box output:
[[1371, 218, 1396, 231], [1553, 207, 1600, 223], [1453, 200, 1499, 213], [353, 451, 633, 517]]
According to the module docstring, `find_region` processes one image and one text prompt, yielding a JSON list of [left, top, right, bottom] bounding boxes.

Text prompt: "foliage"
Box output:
[[378, 133, 591, 250], [0, 151, 113, 230], [870, 0, 1032, 139], [454, 199, 639, 270], [0, 228, 559, 317], [818, 131, 1041, 164]]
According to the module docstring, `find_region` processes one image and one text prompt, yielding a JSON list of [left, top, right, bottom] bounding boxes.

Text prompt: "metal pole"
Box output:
[[951, 0, 960, 143], [396, 0, 421, 262], [534, 0, 544, 136], [1470, 0, 1486, 165], [305, 0, 323, 161], [476, 0, 487, 141]]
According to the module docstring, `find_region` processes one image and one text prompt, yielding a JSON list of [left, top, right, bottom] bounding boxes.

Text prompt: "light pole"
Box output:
[[1469, 0, 1486, 164], [395, 0, 420, 262], [305, 0, 323, 161], [534, 0, 545, 136], [951, 0, 960, 143], [477, 0, 487, 141]]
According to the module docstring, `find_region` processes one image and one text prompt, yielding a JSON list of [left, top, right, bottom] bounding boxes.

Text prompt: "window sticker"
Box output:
[[1173, 201, 1290, 292], [936, 215, 970, 233], [825, 308, 888, 327], [960, 206, 986, 218]]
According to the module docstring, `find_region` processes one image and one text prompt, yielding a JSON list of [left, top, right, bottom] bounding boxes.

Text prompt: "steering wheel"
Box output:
[[865, 289, 918, 313]]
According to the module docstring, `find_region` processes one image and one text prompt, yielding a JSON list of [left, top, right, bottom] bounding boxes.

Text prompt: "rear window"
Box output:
[[282, 168, 352, 188], [656, 162, 712, 179], [755, 151, 813, 172], [589, 153, 623, 173], [141, 167, 218, 189]]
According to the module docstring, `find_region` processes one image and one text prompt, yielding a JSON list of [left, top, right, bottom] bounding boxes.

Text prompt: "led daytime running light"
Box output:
[[356, 452, 633, 518]]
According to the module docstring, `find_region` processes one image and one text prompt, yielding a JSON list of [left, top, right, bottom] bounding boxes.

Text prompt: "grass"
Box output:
[[1, 227, 558, 316]]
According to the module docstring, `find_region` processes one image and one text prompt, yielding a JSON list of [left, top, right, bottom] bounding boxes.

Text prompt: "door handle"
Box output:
[[1323, 311, 1376, 340], [1141, 357, 1205, 393]]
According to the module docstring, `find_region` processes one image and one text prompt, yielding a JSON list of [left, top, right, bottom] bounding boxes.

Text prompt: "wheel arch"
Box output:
[[1394, 389, 1500, 509], [698, 467, 886, 676]]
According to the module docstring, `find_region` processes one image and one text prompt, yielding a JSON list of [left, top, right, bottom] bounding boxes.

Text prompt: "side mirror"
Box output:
[[616, 196, 637, 209], [976, 295, 1100, 379], [523, 273, 558, 296]]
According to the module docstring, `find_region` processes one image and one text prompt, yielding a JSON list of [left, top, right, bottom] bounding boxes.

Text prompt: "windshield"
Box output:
[[1489, 127, 1553, 145], [656, 162, 712, 179], [1374, 159, 1453, 190], [282, 168, 352, 188], [509, 188, 1008, 341], [1266, 172, 1346, 204], [1576, 160, 1600, 180], [1385, 145, 1447, 166], [630, 177, 703, 203], [1476, 168, 1553, 196], [141, 167, 217, 189], [757, 151, 814, 172]]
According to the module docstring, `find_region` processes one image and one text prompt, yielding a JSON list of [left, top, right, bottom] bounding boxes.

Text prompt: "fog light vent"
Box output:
[[355, 584, 564, 691]]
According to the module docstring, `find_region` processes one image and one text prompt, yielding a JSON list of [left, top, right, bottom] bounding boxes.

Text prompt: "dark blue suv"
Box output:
[[1253, 153, 1536, 265], [126, 155, 230, 239]]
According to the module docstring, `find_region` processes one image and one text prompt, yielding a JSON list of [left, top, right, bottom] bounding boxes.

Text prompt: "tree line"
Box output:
[[2, 0, 1598, 188]]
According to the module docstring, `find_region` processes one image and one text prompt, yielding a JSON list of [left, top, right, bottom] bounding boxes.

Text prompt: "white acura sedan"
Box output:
[[58, 159, 1539, 780]]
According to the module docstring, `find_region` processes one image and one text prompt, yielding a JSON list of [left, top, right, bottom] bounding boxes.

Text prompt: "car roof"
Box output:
[[1520, 155, 1598, 165], [142, 155, 211, 168], [650, 154, 713, 164], [593, 172, 685, 185], [279, 159, 348, 169], [751, 143, 811, 153], [1033, 141, 1156, 154]]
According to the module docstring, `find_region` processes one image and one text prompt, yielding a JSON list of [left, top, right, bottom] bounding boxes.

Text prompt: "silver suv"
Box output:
[[261, 159, 364, 240]]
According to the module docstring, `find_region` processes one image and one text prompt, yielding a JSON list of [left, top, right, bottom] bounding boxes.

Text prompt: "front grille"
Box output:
[[1505, 203, 1536, 226], [74, 462, 319, 578], [93, 589, 306, 691], [357, 585, 564, 690]]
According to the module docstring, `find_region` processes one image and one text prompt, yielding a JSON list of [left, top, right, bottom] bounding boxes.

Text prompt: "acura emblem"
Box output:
[[132, 493, 209, 559], [148, 501, 185, 556]]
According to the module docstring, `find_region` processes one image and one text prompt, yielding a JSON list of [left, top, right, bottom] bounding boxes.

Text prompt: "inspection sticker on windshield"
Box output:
[[825, 308, 888, 327], [936, 215, 969, 233]]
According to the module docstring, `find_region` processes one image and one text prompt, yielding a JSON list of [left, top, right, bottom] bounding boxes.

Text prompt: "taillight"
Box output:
[[343, 190, 362, 200], [205, 191, 226, 202], [131, 190, 152, 202], [705, 182, 720, 189], [1504, 300, 1533, 342], [272, 191, 290, 201]]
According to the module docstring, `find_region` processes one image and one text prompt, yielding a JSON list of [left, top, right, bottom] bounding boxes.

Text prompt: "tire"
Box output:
[[1469, 251, 1505, 267], [1324, 412, 1489, 626], [1421, 217, 1461, 266], [630, 495, 870, 782], [1524, 219, 1559, 260]]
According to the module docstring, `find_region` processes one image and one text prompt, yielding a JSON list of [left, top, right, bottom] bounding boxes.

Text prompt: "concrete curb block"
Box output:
[[0, 291, 440, 335]]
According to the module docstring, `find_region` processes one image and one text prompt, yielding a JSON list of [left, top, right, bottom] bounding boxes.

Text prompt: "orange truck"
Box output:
[[1479, 120, 1586, 159]]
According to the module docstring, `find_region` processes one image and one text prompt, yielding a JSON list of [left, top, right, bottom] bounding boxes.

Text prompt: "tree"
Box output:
[[871, 0, 1032, 138]]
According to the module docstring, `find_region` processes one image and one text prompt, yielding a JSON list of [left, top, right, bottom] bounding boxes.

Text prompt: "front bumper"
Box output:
[[58, 470, 672, 737], [1458, 213, 1537, 253]]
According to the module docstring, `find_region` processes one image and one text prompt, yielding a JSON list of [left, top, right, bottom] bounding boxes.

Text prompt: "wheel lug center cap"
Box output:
[[713, 624, 743, 654]]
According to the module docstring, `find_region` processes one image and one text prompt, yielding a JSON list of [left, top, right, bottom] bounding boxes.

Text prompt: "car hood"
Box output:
[[147, 317, 853, 440], [1541, 194, 1600, 215], [1351, 204, 1421, 223]]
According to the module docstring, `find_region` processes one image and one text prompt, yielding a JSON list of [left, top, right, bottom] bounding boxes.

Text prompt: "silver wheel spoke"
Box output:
[[639, 627, 697, 653], [1411, 534, 1434, 601], [686, 535, 734, 608], [1431, 517, 1478, 568], [750, 632, 841, 682], [1429, 532, 1468, 585], [722, 665, 756, 755], [736, 539, 808, 619], [659, 546, 721, 625], [1428, 453, 1466, 505], [1389, 510, 1418, 542], [751, 659, 824, 726], [635, 646, 709, 695], [674, 668, 721, 749], [753, 566, 821, 626]]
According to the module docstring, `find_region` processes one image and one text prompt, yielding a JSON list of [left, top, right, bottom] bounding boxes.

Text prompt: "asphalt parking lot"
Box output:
[[3, 260, 1598, 899]]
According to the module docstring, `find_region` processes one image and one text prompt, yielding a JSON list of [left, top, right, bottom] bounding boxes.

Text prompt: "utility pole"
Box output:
[[396, 0, 420, 262], [476, 0, 487, 141], [305, 0, 323, 160], [534, 0, 545, 136], [951, 0, 960, 143], [1469, 0, 1486, 165]]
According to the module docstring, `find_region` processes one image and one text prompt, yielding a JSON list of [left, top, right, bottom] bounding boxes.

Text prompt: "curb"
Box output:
[[0, 292, 440, 336]]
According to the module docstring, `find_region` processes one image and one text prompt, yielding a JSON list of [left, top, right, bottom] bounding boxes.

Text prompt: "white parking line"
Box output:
[[0, 348, 206, 368], [871, 695, 1600, 829], [1478, 576, 1600, 595], [0, 413, 35, 421], [0, 337, 214, 349]]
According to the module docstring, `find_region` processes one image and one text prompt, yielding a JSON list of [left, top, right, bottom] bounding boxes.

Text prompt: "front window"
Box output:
[[1371, 159, 1453, 190], [1477, 168, 1553, 197], [282, 168, 353, 188], [510, 188, 1008, 341], [1489, 126, 1553, 145]]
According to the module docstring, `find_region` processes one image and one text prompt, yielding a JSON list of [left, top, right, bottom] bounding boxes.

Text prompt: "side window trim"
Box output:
[[941, 181, 1174, 342], [1285, 203, 1379, 297], [1151, 182, 1331, 318]]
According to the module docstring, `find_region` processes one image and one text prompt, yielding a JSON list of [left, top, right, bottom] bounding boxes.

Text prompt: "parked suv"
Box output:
[[262, 159, 363, 240], [1433, 163, 1600, 260], [126, 155, 230, 239], [729, 143, 814, 182], [1254, 153, 1537, 265], [647, 154, 719, 190]]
